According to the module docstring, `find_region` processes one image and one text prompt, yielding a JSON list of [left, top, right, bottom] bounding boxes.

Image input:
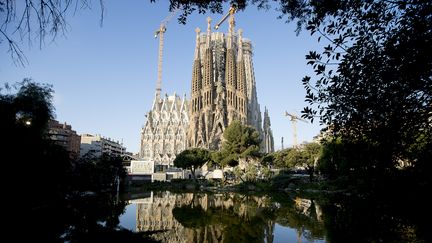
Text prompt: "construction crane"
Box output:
[[285, 111, 308, 148], [214, 4, 237, 30], [154, 9, 179, 97]]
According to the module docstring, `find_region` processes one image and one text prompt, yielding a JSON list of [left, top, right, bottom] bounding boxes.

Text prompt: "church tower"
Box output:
[[263, 107, 275, 153], [187, 16, 268, 150]]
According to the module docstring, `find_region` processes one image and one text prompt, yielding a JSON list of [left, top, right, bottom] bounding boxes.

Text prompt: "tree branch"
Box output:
[[1, 0, 103, 66], [0, 28, 28, 66]]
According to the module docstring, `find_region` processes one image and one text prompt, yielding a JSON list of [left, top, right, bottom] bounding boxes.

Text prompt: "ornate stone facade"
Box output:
[[139, 94, 188, 170], [139, 17, 275, 171], [188, 17, 272, 151]]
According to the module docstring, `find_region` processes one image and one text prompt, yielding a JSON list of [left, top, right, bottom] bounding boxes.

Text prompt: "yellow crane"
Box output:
[[154, 9, 179, 97], [285, 111, 308, 148], [214, 4, 237, 30]]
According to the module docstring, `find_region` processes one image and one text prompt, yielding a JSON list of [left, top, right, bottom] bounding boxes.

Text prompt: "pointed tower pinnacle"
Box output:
[[194, 28, 201, 59], [202, 16, 214, 106], [229, 11, 235, 36], [226, 13, 236, 49], [237, 29, 243, 62], [206, 17, 212, 48], [191, 27, 202, 112], [236, 28, 247, 120]]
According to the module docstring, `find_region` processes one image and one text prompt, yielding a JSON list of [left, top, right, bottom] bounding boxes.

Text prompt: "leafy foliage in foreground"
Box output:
[[1, 80, 133, 241], [299, 1, 432, 175], [174, 147, 211, 179]]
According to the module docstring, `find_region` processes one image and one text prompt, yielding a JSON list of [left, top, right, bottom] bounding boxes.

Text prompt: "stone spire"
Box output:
[[237, 29, 243, 62], [206, 16, 212, 48], [191, 27, 202, 113], [236, 29, 247, 121], [194, 27, 201, 61], [263, 107, 274, 153], [263, 107, 271, 128], [225, 16, 237, 122], [202, 17, 214, 108], [228, 11, 235, 43]]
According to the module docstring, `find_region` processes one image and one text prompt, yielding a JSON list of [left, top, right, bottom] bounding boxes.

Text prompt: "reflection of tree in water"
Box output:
[[60, 192, 161, 242], [135, 191, 323, 242], [134, 191, 428, 242], [273, 195, 325, 242], [172, 193, 275, 243]]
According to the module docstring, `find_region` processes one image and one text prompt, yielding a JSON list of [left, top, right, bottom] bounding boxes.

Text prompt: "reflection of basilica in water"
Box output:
[[122, 189, 430, 243], [128, 191, 324, 243], [134, 192, 190, 242], [133, 192, 238, 242]]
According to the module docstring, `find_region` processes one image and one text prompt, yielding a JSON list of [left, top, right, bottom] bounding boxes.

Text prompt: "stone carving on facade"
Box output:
[[139, 17, 275, 172], [140, 94, 189, 168], [187, 18, 274, 152]]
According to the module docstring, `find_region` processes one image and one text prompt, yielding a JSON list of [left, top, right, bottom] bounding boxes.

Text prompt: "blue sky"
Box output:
[[0, 0, 323, 153]]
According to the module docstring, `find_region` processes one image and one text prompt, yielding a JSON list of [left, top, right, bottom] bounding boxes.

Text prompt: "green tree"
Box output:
[[271, 149, 292, 169], [1, 79, 55, 133], [297, 1, 432, 175], [299, 143, 322, 181], [174, 148, 211, 180], [261, 166, 271, 180], [260, 153, 274, 167], [284, 148, 302, 169], [244, 163, 258, 182], [1, 79, 69, 201], [219, 120, 261, 167], [318, 138, 347, 178], [210, 150, 237, 169], [75, 154, 127, 192], [318, 137, 382, 179]]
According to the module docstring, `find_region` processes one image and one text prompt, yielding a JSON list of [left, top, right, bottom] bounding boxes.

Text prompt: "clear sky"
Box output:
[[0, 0, 323, 153]]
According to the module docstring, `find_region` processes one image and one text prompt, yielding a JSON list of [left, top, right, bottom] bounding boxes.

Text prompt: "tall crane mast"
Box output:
[[214, 4, 237, 30], [285, 111, 308, 148], [154, 9, 179, 97]]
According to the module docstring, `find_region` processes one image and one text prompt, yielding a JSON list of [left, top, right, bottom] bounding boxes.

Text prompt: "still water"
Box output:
[[43, 189, 427, 242], [120, 191, 325, 242], [117, 191, 427, 242]]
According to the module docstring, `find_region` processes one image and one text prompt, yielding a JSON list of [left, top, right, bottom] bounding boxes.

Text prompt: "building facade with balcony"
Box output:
[[48, 120, 81, 160], [80, 134, 125, 158]]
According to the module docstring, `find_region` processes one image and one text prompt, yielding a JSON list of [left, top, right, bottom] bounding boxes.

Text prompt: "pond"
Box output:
[[30, 189, 427, 242], [118, 191, 427, 242]]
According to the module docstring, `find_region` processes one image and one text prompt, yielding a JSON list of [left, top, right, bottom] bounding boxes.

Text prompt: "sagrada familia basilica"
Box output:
[[139, 15, 274, 171]]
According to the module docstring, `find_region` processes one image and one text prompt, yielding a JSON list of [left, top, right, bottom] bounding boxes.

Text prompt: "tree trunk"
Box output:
[[191, 167, 196, 181], [308, 167, 314, 182]]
